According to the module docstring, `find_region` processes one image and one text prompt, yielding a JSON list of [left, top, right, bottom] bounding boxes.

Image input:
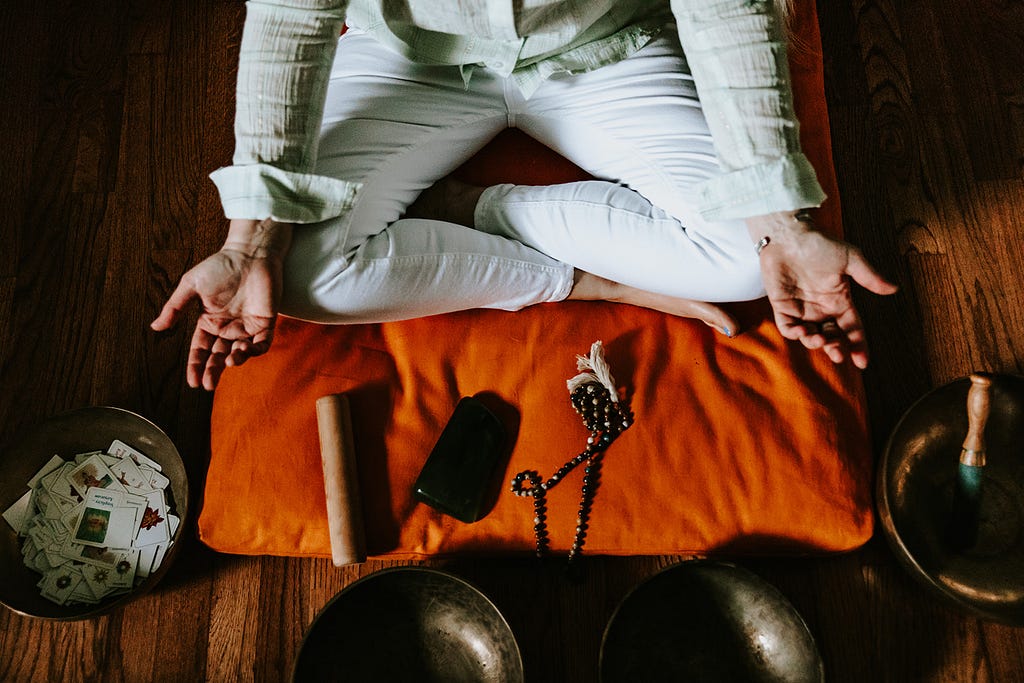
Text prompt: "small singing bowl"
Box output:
[[877, 374, 1024, 625], [292, 567, 523, 683], [0, 406, 188, 620], [600, 560, 824, 682]]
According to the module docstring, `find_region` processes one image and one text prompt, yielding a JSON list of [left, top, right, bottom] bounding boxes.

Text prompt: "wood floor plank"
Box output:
[[0, 4, 45, 280], [0, 615, 52, 682], [90, 53, 156, 411], [149, 0, 208, 254], [197, 1, 245, 242], [0, 277, 14, 383], [926, 0, 1022, 182], [126, 0, 172, 56], [0, 7, 123, 426], [205, 555, 263, 683]]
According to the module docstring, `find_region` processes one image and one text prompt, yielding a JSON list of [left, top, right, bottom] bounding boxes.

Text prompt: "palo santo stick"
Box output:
[[315, 394, 366, 566]]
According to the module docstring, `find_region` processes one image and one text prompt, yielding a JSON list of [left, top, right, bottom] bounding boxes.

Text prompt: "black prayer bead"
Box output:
[[513, 380, 634, 570]]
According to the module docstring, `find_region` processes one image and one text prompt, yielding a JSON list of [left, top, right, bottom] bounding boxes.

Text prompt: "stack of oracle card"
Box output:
[[2, 439, 178, 606]]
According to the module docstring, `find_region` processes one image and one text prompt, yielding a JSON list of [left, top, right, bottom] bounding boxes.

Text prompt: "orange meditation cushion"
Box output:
[[198, 1, 874, 559]]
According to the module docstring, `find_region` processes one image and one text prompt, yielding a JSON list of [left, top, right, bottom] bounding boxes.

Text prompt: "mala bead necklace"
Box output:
[[511, 341, 633, 568]]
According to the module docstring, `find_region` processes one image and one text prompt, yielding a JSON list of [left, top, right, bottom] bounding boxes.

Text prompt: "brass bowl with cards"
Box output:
[[0, 406, 188, 620]]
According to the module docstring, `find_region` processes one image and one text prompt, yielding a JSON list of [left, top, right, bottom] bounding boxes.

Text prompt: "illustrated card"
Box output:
[[27, 455, 65, 489], [42, 499, 62, 521], [43, 546, 68, 570], [69, 455, 126, 498], [122, 494, 147, 545], [61, 539, 120, 569], [43, 494, 74, 521], [39, 465, 65, 490], [27, 520, 52, 549], [2, 490, 32, 535], [108, 439, 161, 472], [32, 551, 52, 575], [149, 515, 180, 575], [109, 550, 139, 589], [41, 463, 80, 504], [43, 489, 75, 520], [33, 489, 51, 517], [60, 502, 85, 534], [167, 513, 180, 540], [151, 543, 169, 575], [71, 490, 115, 546], [40, 569, 84, 605], [136, 545, 158, 579], [133, 490, 169, 547], [71, 581, 102, 605], [82, 564, 117, 599], [22, 538, 40, 568], [74, 450, 104, 465], [109, 457, 150, 492], [72, 489, 135, 548], [140, 466, 170, 491]]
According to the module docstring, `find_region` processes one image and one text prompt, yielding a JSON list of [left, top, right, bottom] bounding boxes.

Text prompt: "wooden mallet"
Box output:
[[948, 373, 992, 551], [315, 393, 367, 566]]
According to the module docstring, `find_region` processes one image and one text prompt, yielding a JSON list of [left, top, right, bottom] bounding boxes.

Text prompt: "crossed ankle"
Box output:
[[406, 176, 485, 226]]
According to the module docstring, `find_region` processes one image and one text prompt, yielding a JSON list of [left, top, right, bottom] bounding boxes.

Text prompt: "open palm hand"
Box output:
[[754, 217, 897, 369], [152, 248, 283, 390]]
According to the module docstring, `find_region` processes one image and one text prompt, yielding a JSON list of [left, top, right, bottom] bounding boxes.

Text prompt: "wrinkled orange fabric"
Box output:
[[198, 2, 875, 559]]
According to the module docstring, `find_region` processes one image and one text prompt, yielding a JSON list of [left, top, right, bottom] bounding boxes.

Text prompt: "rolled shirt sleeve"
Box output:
[[671, 0, 826, 221], [210, 0, 361, 223]]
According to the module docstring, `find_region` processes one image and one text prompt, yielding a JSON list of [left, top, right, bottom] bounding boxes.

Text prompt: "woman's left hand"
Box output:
[[746, 210, 898, 369]]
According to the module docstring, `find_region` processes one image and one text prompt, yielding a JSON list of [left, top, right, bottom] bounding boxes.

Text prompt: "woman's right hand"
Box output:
[[151, 218, 293, 390]]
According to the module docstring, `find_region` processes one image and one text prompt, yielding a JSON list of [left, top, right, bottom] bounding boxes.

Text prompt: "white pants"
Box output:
[[280, 28, 764, 323]]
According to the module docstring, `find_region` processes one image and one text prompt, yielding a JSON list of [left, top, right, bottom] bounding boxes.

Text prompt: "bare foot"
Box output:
[[409, 181, 738, 336], [405, 176, 486, 227], [569, 271, 739, 337]]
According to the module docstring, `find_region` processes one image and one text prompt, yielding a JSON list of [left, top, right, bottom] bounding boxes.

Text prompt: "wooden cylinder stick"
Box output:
[[315, 394, 367, 566]]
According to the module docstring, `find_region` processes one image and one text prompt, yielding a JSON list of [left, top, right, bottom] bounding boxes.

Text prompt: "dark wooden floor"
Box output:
[[1, 1, 1022, 681]]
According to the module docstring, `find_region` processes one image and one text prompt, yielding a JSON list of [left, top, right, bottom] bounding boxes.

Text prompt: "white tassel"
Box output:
[[566, 340, 620, 403]]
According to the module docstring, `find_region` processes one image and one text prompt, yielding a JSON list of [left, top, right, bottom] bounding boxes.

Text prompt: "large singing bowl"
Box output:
[[0, 406, 188, 620], [600, 560, 824, 682], [291, 567, 523, 682], [878, 373, 1024, 625]]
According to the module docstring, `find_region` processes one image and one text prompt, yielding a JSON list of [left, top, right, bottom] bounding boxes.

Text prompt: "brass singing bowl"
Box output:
[[878, 374, 1024, 625], [291, 567, 524, 682], [600, 560, 824, 682], [0, 407, 189, 620]]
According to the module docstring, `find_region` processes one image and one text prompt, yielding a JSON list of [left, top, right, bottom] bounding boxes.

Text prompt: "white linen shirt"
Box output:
[[209, 0, 826, 224]]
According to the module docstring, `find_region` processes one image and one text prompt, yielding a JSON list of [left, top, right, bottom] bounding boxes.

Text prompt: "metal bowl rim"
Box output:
[[875, 372, 1024, 624], [598, 558, 824, 682], [291, 565, 524, 683]]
